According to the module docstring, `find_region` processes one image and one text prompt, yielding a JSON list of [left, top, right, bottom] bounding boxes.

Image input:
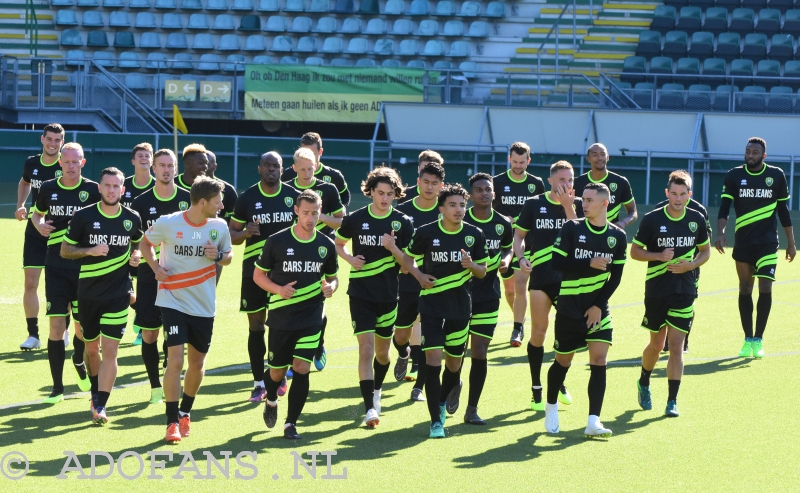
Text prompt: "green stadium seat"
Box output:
[[109, 11, 130, 27], [687, 31, 714, 60], [715, 0, 740, 10], [460, 1, 480, 17], [207, 0, 228, 10], [785, 9, 800, 36], [713, 85, 737, 111], [390, 19, 413, 35], [382, 0, 405, 15], [658, 83, 685, 110], [103, 0, 123, 6], [52, 0, 74, 6], [663, 31, 688, 59], [341, 18, 362, 34], [320, 37, 344, 53], [372, 38, 394, 55], [331, 58, 353, 66], [742, 0, 767, 10], [155, 0, 177, 8], [244, 34, 266, 51], [484, 1, 504, 18], [188, 13, 210, 30], [364, 18, 387, 35], [77, 0, 99, 6], [459, 60, 477, 77], [65, 50, 86, 67], [686, 84, 712, 110], [433, 0, 457, 16], [398, 39, 419, 55], [140, 32, 162, 48], [663, 0, 687, 7], [344, 38, 369, 54], [741, 33, 767, 60], [284, 0, 305, 12], [622, 55, 647, 84], [87, 30, 108, 47], [769, 0, 793, 12], [730, 8, 755, 34], [270, 36, 294, 52], [192, 33, 215, 50], [82, 11, 104, 28], [213, 14, 236, 30], [408, 0, 430, 16], [356, 58, 377, 67], [145, 53, 168, 69], [279, 56, 299, 65], [651, 5, 677, 34], [358, 0, 380, 14], [382, 59, 401, 68], [407, 60, 426, 68], [198, 54, 221, 71], [676, 57, 700, 85], [264, 16, 286, 32], [314, 17, 336, 33], [649, 56, 674, 86], [433, 60, 453, 69], [171, 53, 195, 70], [239, 14, 261, 30], [730, 58, 754, 78], [135, 12, 156, 28], [636, 30, 661, 58], [768, 34, 794, 61], [295, 36, 317, 52], [93, 51, 115, 68], [703, 7, 729, 34], [222, 54, 246, 71], [218, 34, 241, 50], [308, 0, 329, 12], [767, 86, 793, 113], [716, 32, 741, 61], [676, 6, 702, 33], [466, 20, 490, 37], [256, 0, 279, 11], [231, 0, 253, 10], [56, 10, 78, 26], [417, 20, 439, 36], [756, 59, 780, 87], [114, 31, 135, 48], [331, 0, 355, 13], [161, 13, 183, 29], [633, 82, 655, 108], [288, 16, 312, 33], [443, 20, 464, 36], [738, 85, 766, 112], [252, 55, 273, 63], [701, 58, 727, 85], [181, 0, 202, 9], [421, 40, 445, 56], [129, 0, 151, 7], [449, 40, 470, 57], [784, 60, 800, 89], [305, 56, 324, 65], [755, 8, 781, 35]]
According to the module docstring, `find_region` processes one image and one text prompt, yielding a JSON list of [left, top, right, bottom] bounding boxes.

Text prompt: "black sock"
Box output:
[[47, 339, 65, 393], [468, 358, 487, 407], [527, 343, 544, 387], [247, 331, 266, 382], [316, 315, 327, 357], [738, 293, 754, 338], [439, 366, 460, 404], [667, 379, 681, 401], [285, 371, 309, 425], [513, 321, 523, 333], [413, 358, 427, 390], [97, 390, 110, 408], [26, 317, 39, 338], [166, 401, 179, 425], [410, 344, 422, 367], [179, 392, 195, 414], [162, 339, 169, 368], [639, 367, 652, 387], [546, 361, 569, 404], [393, 336, 410, 359], [424, 364, 442, 423], [141, 340, 162, 388], [755, 292, 772, 339], [588, 364, 607, 416], [265, 374, 281, 402], [72, 336, 85, 365], [90, 374, 99, 395], [359, 380, 374, 412], [373, 358, 390, 391]]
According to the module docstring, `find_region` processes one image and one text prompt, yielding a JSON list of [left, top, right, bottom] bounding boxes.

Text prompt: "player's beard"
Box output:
[[101, 196, 121, 207], [746, 158, 763, 169]]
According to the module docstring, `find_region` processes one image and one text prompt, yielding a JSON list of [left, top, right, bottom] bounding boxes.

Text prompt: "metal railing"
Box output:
[[24, 0, 38, 57]]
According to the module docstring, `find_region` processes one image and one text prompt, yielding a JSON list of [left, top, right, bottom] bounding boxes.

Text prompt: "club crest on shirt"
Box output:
[[465, 236, 475, 247], [79, 191, 89, 202], [318, 246, 327, 258], [391, 221, 401, 231], [642, 316, 649, 326], [268, 351, 274, 361], [55, 170, 63, 178], [323, 176, 331, 183], [284, 197, 294, 207], [607, 236, 617, 248], [766, 177, 774, 187], [495, 224, 504, 236], [242, 299, 248, 308], [209, 229, 219, 241], [179, 201, 188, 211], [527, 184, 535, 193], [47, 302, 51, 310], [689, 222, 697, 233], [610, 183, 618, 192], [123, 219, 132, 231]]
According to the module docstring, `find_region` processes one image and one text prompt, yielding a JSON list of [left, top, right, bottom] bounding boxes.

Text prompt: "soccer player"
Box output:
[[335, 167, 413, 427], [397, 149, 444, 205], [255, 190, 339, 440], [62, 167, 143, 424], [395, 162, 445, 400], [31, 143, 101, 403], [514, 161, 582, 412], [141, 177, 233, 443], [632, 171, 710, 417], [389, 184, 488, 438], [130, 149, 191, 405], [574, 143, 637, 227], [544, 183, 627, 438], [175, 144, 208, 191], [17, 123, 65, 351], [492, 142, 545, 347], [281, 132, 350, 207], [716, 137, 795, 358], [205, 149, 238, 224], [230, 151, 299, 403]]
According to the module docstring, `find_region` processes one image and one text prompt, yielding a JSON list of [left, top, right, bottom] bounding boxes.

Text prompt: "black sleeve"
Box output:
[[339, 186, 351, 208], [718, 196, 732, 220], [777, 200, 792, 228], [592, 263, 624, 309], [552, 222, 592, 271], [397, 216, 413, 249]]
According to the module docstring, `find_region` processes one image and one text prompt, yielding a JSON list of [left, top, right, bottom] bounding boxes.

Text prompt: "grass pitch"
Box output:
[[0, 217, 798, 492]]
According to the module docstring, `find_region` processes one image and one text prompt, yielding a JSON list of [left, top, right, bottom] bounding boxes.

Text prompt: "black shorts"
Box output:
[[641, 294, 695, 334], [420, 314, 470, 357], [23, 225, 47, 268], [733, 244, 779, 281], [396, 290, 419, 329], [267, 325, 321, 369], [79, 295, 130, 342], [469, 298, 500, 339], [129, 264, 138, 280], [500, 254, 521, 280], [45, 266, 80, 321], [350, 297, 397, 339], [161, 307, 214, 353], [134, 279, 161, 331], [240, 273, 268, 313], [529, 282, 560, 306], [553, 310, 612, 354]]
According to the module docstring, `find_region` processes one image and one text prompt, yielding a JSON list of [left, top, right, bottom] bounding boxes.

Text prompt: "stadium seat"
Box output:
[[208, 0, 228, 10], [767, 86, 793, 112], [218, 34, 241, 50], [651, 5, 677, 34], [676, 57, 700, 84], [730, 58, 754, 77], [119, 52, 141, 69], [421, 40, 445, 56], [166, 34, 190, 52], [270, 36, 294, 52], [345, 38, 369, 54], [239, 15, 261, 31], [171, 53, 195, 70], [256, 0, 279, 11], [87, 30, 108, 47], [622, 55, 647, 84], [756, 59, 780, 86], [231, 0, 254, 10], [408, 0, 430, 15], [398, 39, 419, 55], [308, 0, 329, 12], [103, 0, 123, 6], [730, 8, 755, 34], [433, 60, 453, 69], [449, 40, 470, 57], [382, 59, 401, 67], [188, 13, 210, 30], [702, 7, 729, 34], [364, 18, 386, 35], [82, 11, 104, 28], [687, 31, 713, 59], [114, 31, 135, 48], [738, 85, 766, 112], [676, 7, 702, 33], [296, 36, 317, 52], [690, 0, 713, 8], [288, 17, 313, 33], [663, 31, 688, 59], [460, 1, 480, 17], [372, 38, 394, 55], [390, 19, 414, 35], [162, 13, 184, 29], [784, 9, 800, 36], [123, 73, 145, 90], [713, 84, 737, 111], [305, 56, 324, 65], [244, 34, 266, 51], [754, 9, 780, 35], [56, 10, 78, 26], [134, 12, 157, 29], [443, 20, 464, 36], [702, 57, 727, 85], [214, 14, 235, 30], [407, 59, 426, 68], [192, 33, 215, 50], [434, 0, 457, 16], [466, 20, 490, 37], [65, 50, 86, 66], [222, 54, 246, 71], [284, 0, 305, 11], [146, 52, 168, 69], [649, 56, 675, 84], [356, 58, 377, 67], [610, 81, 632, 104], [331, 0, 355, 13], [636, 30, 661, 57], [155, 0, 177, 8], [181, 0, 202, 9], [633, 82, 655, 108], [715, 0, 739, 10], [686, 84, 712, 110], [109, 11, 130, 27], [784, 60, 800, 88], [741, 0, 767, 10], [768, 34, 794, 61], [52, 0, 74, 6], [358, 0, 379, 14], [663, 0, 686, 7], [331, 57, 353, 66], [417, 20, 439, 36], [741, 33, 767, 60], [320, 37, 344, 53], [341, 18, 362, 34], [716, 32, 741, 61], [252, 55, 273, 64], [140, 32, 162, 48], [198, 54, 221, 71], [484, 1, 504, 18], [383, 0, 404, 15], [265, 16, 286, 32], [129, 0, 151, 7], [314, 17, 337, 33], [658, 83, 685, 110], [77, 0, 99, 6], [769, 0, 794, 13], [93, 51, 115, 68], [459, 60, 477, 77]]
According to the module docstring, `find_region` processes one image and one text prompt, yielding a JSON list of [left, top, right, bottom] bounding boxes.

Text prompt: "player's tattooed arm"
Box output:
[[61, 241, 110, 259], [614, 199, 638, 229]]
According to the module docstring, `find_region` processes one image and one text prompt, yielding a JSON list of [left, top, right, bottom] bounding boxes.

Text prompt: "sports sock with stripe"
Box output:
[[588, 364, 607, 417], [755, 292, 772, 339], [285, 371, 309, 425]]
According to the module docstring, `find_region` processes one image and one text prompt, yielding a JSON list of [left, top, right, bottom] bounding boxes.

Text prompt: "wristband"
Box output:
[[215, 250, 224, 262]]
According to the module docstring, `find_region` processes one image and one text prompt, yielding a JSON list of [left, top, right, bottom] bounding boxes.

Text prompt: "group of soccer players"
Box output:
[[16, 123, 794, 441]]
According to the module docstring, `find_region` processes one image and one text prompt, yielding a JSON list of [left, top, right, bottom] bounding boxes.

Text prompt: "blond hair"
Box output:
[[293, 147, 316, 164]]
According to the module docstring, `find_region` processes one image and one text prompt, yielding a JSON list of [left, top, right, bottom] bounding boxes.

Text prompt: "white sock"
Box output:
[[267, 399, 277, 407], [179, 411, 189, 417], [588, 414, 600, 427], [545, 402, 558, 412], [254, 380, 264, 388]]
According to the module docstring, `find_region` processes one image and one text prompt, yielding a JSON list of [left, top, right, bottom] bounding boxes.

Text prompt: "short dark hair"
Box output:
[[437, 183, 469, 207], [550, 160, 573, 175], [153, 148, 176, 162], [747, 137, 766, 152], [190, 176, 223, 204], [419, 162, 445, 182], [510, 142, 530, 158], [668, 170, 692, 191], [131, 143, 153, 159], [468, 172, 493, 189], [42, 123, 64, 137], [583, 182, 610, 199], [418, 149, 443, 166], [300, 132, 322, 150], [362, 166, 406, 199], [99, 167, 125, 183], [296, 189, 322, 207]]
